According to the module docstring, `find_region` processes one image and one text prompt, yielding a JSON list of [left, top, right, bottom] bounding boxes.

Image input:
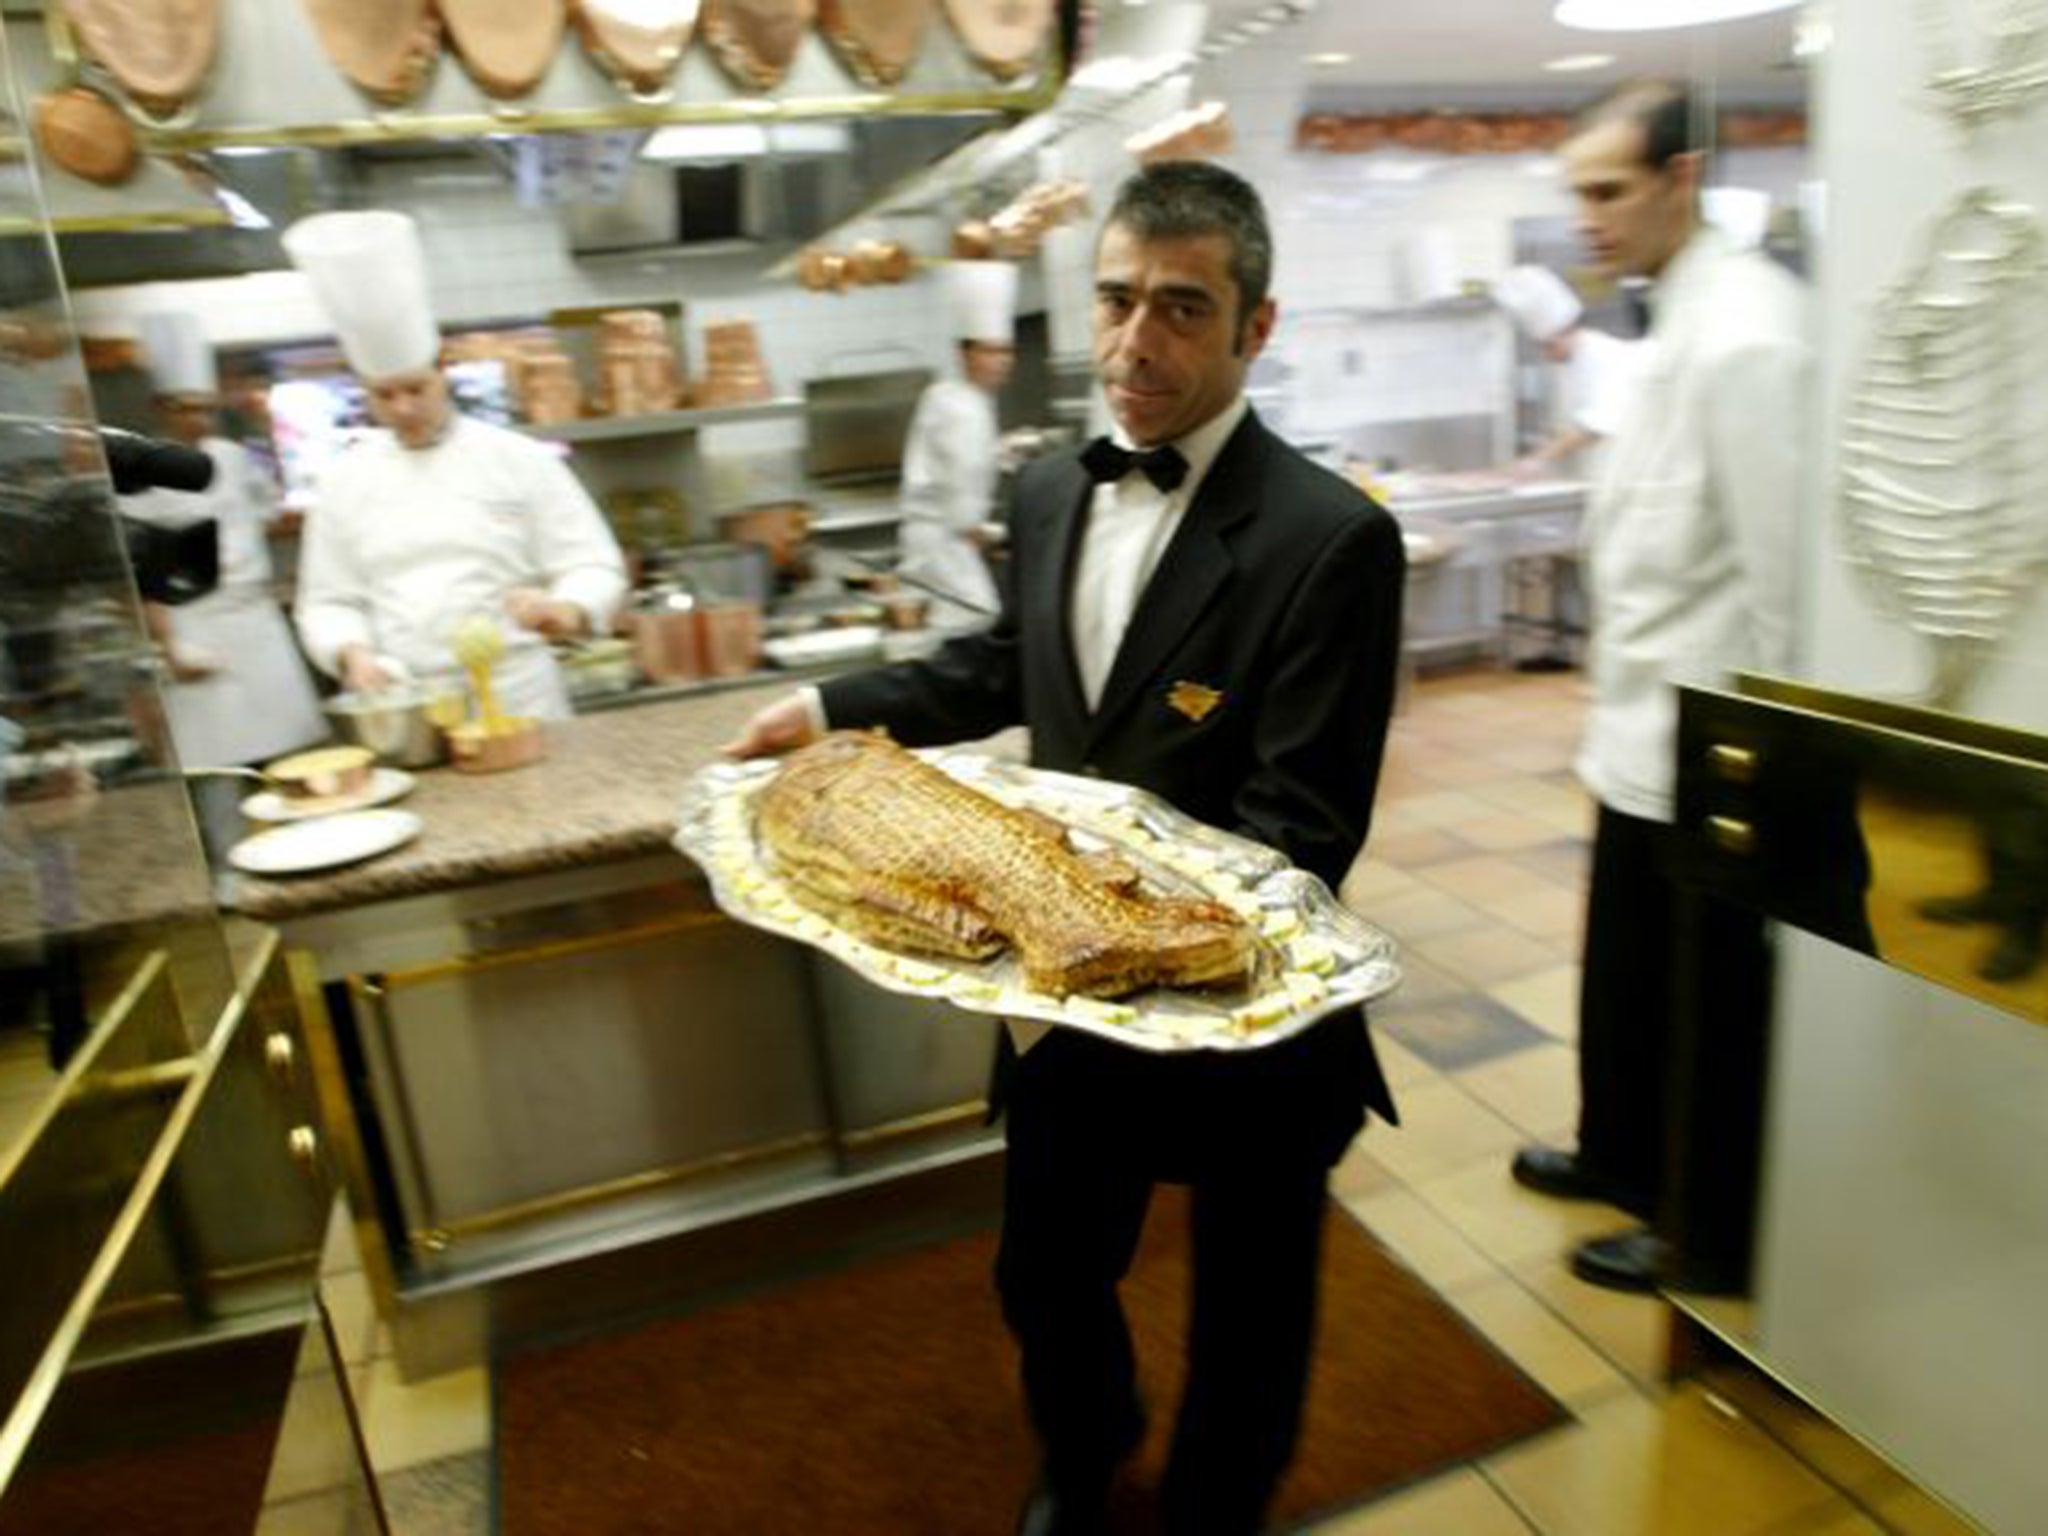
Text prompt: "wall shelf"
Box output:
[[519, 398, 807, 444]]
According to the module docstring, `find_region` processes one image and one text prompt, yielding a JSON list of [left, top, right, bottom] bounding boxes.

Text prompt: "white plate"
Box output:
[[241, 767, 416, 823], [229, 809, 423, 877]]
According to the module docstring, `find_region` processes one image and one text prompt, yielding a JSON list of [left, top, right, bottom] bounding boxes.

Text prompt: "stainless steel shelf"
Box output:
[[520, 398, 806, 444]]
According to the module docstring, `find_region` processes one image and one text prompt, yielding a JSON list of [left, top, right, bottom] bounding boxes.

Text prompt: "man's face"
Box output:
[[1564, 118, 1697, 281], [365, 368, 453, 450], [962, 341, 1015, 393], [1092, 222, 1275, 448], [159, 393, 216, 446]]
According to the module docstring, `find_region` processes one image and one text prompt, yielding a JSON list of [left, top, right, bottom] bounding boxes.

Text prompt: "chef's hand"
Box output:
[[722, 694, 820, 759], [339, 646, 396, 695], [506, 588, 588, 641]]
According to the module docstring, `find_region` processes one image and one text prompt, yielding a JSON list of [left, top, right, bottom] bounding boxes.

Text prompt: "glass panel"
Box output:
[[0, 19, 237, 1180]]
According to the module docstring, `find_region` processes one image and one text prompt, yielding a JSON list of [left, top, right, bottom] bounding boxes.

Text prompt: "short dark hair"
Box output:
[[1575, 77, 1705, 170], [1103, 161, 1273, 323]]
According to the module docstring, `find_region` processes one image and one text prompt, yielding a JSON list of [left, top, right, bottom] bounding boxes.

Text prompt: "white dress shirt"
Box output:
[[295, 415, 627, 720], [1069, 396, 1248, 706], [1577, 228, 1805, 823]]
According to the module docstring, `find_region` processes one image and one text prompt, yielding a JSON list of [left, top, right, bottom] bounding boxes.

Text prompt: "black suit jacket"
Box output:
[[822, 409, 1404, 1155]]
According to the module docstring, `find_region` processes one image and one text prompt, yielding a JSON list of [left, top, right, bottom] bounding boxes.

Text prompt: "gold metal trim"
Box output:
[[1709, 743, 1759, 784], [66, 1057, 201, 1106], [414, 1129, 831, 1249], [291, 950, 404, 1322], [838, 1100, 988, 1151], [142, 82, 1058, 155], [0, 950, 250, 1493], [373, 908, 729, 989], [1734, 671, 2048, 768], [1706, 816, 1757, 857], [0, 949, 170, 1198]]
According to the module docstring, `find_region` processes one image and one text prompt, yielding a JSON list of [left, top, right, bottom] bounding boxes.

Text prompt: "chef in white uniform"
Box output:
[[1493, 265, 1643, 480], [894, 260, 1016, 631], [123, 311, 327, 772], [285, 211, 626, 719]]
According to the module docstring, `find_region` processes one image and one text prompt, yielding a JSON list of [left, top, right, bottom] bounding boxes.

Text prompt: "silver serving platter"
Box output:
[[675, 747, 1401, 1053]]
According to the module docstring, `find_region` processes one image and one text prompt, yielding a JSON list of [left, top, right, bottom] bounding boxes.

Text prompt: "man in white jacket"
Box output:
[[894, 261, 1016, 630], [1508, 79, 1802, 1292], [285, 212, 626, 720]]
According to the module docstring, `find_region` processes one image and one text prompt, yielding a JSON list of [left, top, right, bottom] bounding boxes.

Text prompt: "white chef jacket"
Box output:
[[1562, 328, 1645, 441], [295, 415, 627, 721], [897, 377, 1002, 629], [123, 438, 326, 766], [1577, 228, 1805, 823]]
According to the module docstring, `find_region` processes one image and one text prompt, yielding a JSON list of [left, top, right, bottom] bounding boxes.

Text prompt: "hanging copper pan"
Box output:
[[700, 0, 816, 91], [60, 0, 219, 117], [301, 0, 442, 105], [817, 0, 933, 88], [439, 0, 569, 98], [940, 0, 1052, 81], [572, 0, 699, 95]]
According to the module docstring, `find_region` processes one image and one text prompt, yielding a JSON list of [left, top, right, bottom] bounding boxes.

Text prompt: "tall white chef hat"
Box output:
[[281, 210, 440, 380], [1493, 265, 1583, 342], [943, 260, 1018, 346], [139, 311, 215, 396]]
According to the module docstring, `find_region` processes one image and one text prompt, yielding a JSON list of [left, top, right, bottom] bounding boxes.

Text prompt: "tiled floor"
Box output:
[[300, 666, 1981, 1535]]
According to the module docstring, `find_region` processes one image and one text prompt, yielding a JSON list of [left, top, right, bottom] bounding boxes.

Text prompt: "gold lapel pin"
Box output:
[[1166, 680, 1224, 723]]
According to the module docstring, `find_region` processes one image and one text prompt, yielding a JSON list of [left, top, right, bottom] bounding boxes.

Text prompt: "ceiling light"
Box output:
[[641, 124, 769, 161], [1305, 51, 1352, 66], [1554, 0, 1800, 30], [1544, 51, 1616, 71]]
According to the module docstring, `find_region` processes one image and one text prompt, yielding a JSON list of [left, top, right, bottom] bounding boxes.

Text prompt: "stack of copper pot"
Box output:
[[693, 319, 773, 407], [593, 308, 685, 417], [513, 337, 584, 425]]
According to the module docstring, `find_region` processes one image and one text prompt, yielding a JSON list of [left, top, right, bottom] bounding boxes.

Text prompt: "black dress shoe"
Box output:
[[1016, 1482, 1105, 1536], [1569, 1226, 1667, 1293], [1511, 1146, 1616, 1203]]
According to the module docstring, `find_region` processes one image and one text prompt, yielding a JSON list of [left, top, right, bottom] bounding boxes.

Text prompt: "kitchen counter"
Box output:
[[226, 682, 783, 923]]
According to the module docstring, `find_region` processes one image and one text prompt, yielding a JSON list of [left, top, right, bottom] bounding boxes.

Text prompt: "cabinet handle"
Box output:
[[264, 1032, 296, 1086], [287, 1126, 321, 1177], [1707, 816, 1757, 856], [1709, 743, 1759, 784]]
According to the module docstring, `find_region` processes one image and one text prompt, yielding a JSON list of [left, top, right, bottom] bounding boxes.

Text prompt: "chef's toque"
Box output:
[[1493, 266, 1583, 342], [140, 311, 216, 396], [282, 211, 440, 380], [943, 260, 1018, 346]]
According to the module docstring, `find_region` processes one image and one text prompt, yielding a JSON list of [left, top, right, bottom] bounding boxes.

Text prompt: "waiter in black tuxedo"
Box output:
[[728, 161, 1404, 1536]]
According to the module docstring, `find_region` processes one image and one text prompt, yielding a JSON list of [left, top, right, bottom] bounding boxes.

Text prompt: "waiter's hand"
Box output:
[[506, 588, 588, 641], [722, 693, 820, 759], [339, 645, 395, 694]]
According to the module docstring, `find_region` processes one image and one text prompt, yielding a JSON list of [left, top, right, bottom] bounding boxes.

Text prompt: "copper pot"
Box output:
[[717, 502, 813, 575], [695, 602, 763, 678], [629, 605, 703, 684]]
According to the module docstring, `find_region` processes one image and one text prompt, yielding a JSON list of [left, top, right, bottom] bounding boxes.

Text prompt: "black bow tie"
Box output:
[[1079, 436, 1190, 493]]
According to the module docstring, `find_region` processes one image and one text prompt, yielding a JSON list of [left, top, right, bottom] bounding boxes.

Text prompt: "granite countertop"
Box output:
[[226, 683, 789, 924], [0, 778, 218, 948]]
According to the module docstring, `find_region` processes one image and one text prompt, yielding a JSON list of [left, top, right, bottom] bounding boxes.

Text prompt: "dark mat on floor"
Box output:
[[496, 1188, 1565, 1534]]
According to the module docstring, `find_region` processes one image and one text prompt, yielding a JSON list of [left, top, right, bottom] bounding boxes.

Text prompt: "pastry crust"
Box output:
[[755, 733, 1254, 998]]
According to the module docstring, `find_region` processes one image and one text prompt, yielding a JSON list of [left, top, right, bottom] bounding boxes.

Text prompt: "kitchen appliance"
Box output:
[[802, 363, 931, 485]]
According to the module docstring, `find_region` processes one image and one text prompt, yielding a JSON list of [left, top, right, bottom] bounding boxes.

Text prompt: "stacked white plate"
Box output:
[[229, 809, 424, 877]]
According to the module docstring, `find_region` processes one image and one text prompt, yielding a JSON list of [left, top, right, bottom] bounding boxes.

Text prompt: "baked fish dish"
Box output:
[[754, 732, 1254, 999]]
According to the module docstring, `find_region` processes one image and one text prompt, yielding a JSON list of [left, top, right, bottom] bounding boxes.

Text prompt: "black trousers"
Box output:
[[1576, 803, 1770, 1232], [994, 1024, 1363, 1536]]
